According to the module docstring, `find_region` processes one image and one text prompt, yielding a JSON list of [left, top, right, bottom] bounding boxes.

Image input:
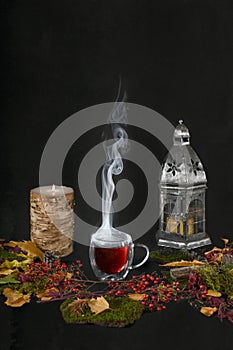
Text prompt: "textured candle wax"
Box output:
[[30, 185, 74, 257]]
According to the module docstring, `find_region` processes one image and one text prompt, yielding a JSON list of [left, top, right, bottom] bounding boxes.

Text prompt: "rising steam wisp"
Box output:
[[100, 100, 128, 236]]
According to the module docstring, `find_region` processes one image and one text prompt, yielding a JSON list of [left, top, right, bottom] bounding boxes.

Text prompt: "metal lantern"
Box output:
[[156, 120, 211, 249]]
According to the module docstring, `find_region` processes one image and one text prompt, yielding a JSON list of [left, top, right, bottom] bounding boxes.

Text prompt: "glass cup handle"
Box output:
[[129, 243, 150, 270]]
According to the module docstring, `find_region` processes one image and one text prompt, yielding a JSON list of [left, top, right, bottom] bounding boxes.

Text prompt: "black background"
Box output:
[[1, 0, 233, 349]]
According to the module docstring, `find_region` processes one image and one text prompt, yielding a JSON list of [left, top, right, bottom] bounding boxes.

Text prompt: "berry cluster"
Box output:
[[22, 260, 184, 312], [107, 273, 183, 311], [24, 259, 91, 300]]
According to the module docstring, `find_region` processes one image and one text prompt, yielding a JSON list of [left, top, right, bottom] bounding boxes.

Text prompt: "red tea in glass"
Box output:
[[94, 245, 129, 274], [89, 228, 149, 280]]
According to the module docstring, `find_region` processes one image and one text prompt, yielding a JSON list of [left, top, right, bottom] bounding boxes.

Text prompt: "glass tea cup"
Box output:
[[89, 228, 149, 281]]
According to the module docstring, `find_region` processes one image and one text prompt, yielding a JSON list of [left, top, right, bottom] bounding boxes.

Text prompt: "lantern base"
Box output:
[[156, 231, 211, 250]]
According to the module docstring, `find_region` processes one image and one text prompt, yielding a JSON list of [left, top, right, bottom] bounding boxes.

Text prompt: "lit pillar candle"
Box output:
[[30, 185, 74, 257], [166, 216, 194, 236]]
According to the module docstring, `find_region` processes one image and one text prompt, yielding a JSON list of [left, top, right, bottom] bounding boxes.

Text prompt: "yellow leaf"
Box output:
[[0, 268, 15, 276], [220, 237, 229, 245], [0, 258, 32, 270], [206, 290, 222, 297], [9, 241, 44, 261], [161, 260, 205, 267], [128, 293, 145, 301], [66, 272, 73, 279], [200, 306, 218, 317], [88, 296, 109, 315], [3, 288, 31, 307]]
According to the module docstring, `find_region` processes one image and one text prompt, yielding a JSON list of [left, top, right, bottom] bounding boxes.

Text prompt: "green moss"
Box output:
[[161, 269, 188, 289], [60, 296, 145, 327], [199, 265, 233, 296], [150, 249, 191, 264]]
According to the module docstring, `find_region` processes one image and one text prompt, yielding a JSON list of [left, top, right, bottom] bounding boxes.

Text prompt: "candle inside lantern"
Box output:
[[166, 216, 194, 236], [30, 185, 74, 257]]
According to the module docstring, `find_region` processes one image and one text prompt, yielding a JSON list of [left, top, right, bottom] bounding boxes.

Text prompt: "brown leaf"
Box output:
[[206, 290, 222, 297], [200, 306, 218, 317], [88, 296, 109, 315], [9, 241, 44, 261], [65, 299, 89, 317], [128, 293, 145, 301], [161, 260, 205, 267], [3, 288, 31, 307]]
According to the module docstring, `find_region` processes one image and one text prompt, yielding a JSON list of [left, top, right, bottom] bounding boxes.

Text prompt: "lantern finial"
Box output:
[[173, 120, 190, 146]]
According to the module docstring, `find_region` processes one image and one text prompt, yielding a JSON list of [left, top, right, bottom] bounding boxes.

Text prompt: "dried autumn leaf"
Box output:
[[66, 272, 73, 279], [65, 299, 89, 317], [161, 260, 205, 267], [206, 290, 222, 297], [9, 241, 44, 261], [200, 306, 218, 317], [214, 253, 223, 263], [3, 288, 31, 307], [0, 268, 15, 276], [88, 296, 109, 315], [220, 237, 229, 245], [36, 288, 60, 301], [204, 247, 222, 256], [128, 293, 146, 301]]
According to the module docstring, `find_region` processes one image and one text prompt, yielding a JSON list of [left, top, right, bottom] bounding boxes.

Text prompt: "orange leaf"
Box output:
[[206, 290, 222, 297], [204, 247, 222, 256], [200, 306, 218, 317], [161, 260, 204, 267]]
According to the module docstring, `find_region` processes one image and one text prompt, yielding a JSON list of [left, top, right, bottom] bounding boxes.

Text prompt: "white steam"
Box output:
[[101, 100, 128, 231]]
